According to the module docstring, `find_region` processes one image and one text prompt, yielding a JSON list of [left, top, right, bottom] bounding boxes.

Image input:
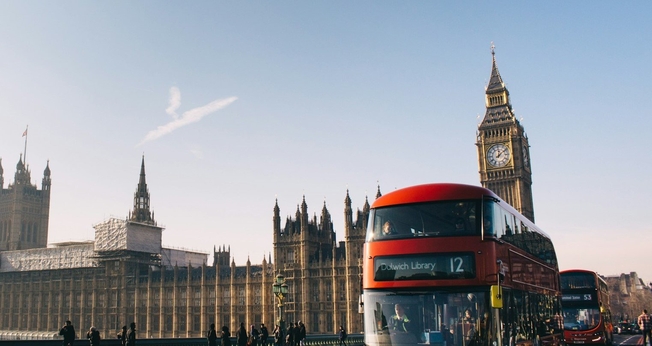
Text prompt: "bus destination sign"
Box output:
[[561, 293, 595, 302], [374, 253, 475, 281]]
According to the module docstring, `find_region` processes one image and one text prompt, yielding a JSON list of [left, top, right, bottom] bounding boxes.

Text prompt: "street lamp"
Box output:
[[272, 274, 289, 333]]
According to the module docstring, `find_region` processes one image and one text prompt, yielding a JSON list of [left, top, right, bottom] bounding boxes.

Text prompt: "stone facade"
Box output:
[[606, 272, 652, 323], [0, 156, 51, 251], [0, 156, 370, 339]]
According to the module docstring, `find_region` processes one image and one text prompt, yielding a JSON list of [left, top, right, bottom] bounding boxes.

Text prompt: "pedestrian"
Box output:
[[338, 325, 347, 346], [221, 326, 232, 346], [208, 323, 218, 346], [639, 309, 652, 346], [126, 322, 136, 346], [260, 323, 269, 346], [273, 324, 283, 346], [286, 322, 294, 346], [250, 324, 260, 346], [237, 323, 248, 346], [87, 326, 101, 346], [297, 322, 306, 346], [117, 326, 128, 346], [59, 320, 76, 346]]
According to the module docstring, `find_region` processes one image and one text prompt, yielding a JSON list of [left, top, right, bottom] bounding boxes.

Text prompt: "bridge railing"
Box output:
[[0, 334, 364, 346]]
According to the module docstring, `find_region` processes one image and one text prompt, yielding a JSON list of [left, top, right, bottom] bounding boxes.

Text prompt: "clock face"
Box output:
[[487, 144, 511, 168]]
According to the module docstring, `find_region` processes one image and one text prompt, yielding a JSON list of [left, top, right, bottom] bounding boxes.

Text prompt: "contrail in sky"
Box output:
[[166, 86, 181, 119], [138, 87, 237, 146]]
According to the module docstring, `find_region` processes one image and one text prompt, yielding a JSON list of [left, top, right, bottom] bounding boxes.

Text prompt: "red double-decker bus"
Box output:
[[560, 269, 613, 345], [362, 183, 563, 346]]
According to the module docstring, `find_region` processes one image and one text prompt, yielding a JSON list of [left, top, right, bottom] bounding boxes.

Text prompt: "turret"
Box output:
[[320, 201, 332, 231], [42, 160, 51, 193], [273, 199, 281, 236], [344, 190, 353, 232], [129, 156, 156, 225], [300, 196, 308, 233], [14, 154, 31, 186]]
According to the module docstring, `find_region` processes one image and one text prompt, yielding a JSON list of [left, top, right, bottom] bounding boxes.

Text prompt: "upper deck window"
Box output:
[[561, 273, 596, 290], [366, 200, 480, 242]]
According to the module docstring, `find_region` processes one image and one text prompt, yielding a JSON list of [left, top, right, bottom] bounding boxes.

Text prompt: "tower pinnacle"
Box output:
[[130, 156, 155, 225]]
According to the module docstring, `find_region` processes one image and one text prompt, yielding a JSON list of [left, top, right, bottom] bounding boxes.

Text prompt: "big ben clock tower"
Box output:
[[477, 46, 535, 222]]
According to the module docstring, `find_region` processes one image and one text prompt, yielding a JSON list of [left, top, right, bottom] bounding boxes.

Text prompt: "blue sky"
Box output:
[[1, 2, 651, 281]]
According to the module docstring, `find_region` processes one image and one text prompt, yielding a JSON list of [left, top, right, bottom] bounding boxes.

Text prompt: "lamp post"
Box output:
[[273, 274, 289, 336]]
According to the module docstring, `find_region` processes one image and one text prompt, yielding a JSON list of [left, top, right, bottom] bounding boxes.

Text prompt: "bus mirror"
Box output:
[[490, 285, 503, 309]]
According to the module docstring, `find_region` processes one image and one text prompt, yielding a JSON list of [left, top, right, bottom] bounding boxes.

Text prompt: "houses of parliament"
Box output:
[[0, 50, 536, 339]]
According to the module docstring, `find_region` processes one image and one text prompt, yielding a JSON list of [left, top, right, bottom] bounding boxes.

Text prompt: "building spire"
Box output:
[[130, 155, 155, 225], [482, 43, 514, 123], [486, 42, 506, 94]]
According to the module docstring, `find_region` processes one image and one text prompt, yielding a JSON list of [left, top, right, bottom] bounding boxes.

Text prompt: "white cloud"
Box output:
[[138, 88, 237, 146], [166, 86, 181, 119]]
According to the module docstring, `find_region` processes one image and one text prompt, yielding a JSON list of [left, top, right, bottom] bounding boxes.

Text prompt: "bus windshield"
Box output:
[[562, 308, 601, 330], [366, 200, 480, 241], [363, 290, 491, 346]]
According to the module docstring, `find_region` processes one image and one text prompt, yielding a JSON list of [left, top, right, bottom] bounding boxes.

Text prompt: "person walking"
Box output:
[[208, 323, 218, 346], [273, 325, 283, 346], [221, 326, 232, 346], [639, 309, 652, 346], [59, 320, 76, 346], [126, 322, 136, 346], [297, 322, 306, 346], [338, 325, 347, 346], [117, 326, 128, 346], [87, 326, 101, 346], [250, 324, 260, 346], [260, 323, 269, 346], [237, 323, 248, 346], [285, 323, 295, 346]]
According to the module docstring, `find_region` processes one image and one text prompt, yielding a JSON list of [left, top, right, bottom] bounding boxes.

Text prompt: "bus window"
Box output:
[[482, 200, 499, 237], [363, 290, 493, 346], [368, 200, 481, 242]]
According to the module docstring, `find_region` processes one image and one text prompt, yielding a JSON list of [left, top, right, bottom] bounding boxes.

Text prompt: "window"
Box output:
[[238, 287, 245, 306], [86, 293, 93, 308], [368, 200, 480, 241], [165, 315, 173, 331], [312, 282, 320, 301], [325, 282, 332, 302], [179, 315, 187, 332], [165, 289, 174, 307], [97, 293, 105, 308], [193, 288, 201, 307], [223, 287, 230, 305], [253, 287, 261, 305], [192, 315, 201, 331]]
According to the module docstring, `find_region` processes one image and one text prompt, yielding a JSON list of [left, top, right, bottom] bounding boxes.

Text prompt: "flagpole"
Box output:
[[23, 125, 28, 165]]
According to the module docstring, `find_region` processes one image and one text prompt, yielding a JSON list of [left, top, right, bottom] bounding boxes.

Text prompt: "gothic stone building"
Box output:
[[0, 156, 370, 339]]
